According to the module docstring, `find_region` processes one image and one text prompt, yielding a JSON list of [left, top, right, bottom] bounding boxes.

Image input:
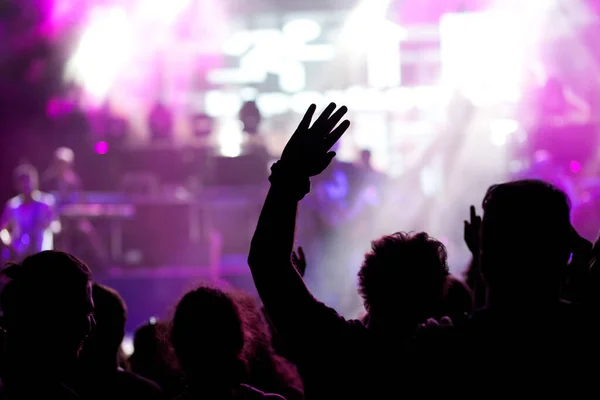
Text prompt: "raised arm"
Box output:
[[248, 103, 350, 329]]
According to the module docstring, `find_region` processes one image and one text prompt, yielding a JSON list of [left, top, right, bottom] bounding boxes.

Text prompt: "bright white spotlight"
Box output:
[[490, 119, 519, 147], [65, 6, 132, 103], [137, 0, 191, 23], [218, 120, 244, 158], [0, 229, 11, 246], [282, 19, 321, 43], [121, 335, 134, 357], [279, 61, 306, 93], [339, 0, 394, 49]]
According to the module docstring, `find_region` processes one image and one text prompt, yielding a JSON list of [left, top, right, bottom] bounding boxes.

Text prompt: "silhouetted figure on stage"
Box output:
[[149, 102, 174, 141], [43, 147, 82, 200], [43, 147, 107, 270], [0, 165, 55, 262]]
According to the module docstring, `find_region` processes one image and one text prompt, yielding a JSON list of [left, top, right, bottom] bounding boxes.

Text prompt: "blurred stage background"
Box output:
[[1, 0, 600, 330]]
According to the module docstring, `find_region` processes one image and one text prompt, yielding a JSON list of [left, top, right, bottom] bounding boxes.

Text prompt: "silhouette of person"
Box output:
[[171, 286, 284, 400], [450, 180, 598, 395], [0, 251, 94, 398], [42, 147, 82, 197], [0, 165, 55, 261], [228, 290, 303, 400], [129, 320, 184, 398], [78, 283, 165, 400], [248, 103, 457, 398]]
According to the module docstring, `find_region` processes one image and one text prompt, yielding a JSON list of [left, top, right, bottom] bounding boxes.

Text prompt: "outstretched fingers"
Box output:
[[324, 105, 348, 133], [298, 104, 317, 131], [313, 102, 337, 127], [326, 119, 351, 150]]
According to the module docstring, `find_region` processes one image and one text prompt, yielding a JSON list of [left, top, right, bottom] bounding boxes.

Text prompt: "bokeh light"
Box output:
[[94, 141, 110, 155], [569, 160, 582, 173]]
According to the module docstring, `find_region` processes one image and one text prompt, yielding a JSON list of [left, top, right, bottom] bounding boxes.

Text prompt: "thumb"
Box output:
[[315, 151, 337, 173], [323, 151, 336, 167]]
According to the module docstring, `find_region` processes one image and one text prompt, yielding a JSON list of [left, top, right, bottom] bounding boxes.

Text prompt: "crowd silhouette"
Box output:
[[1, 102, 599, 399]]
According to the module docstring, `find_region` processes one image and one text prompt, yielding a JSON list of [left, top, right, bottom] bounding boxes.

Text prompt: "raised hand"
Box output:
[[463, 205, 481, 256], [291, 246, 307, 277], [280, 103, 350, 178]]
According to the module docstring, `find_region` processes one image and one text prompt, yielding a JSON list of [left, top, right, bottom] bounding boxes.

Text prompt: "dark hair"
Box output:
[[13, 164, 38, 182], [0, 251, 93, 357], [90, 283, 127, 353], [358, 232, 449, 320], [170, 285, 246, 383], [228, 290, 303, 399], [1, 251, 92, 317]]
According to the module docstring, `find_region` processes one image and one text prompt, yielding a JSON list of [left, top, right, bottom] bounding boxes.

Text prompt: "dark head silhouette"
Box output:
[[357, 232, 449, 333], [1, 251, 93, 368], [13, 164, 39, 196], [481, 179, 571, 305], [131, 320, 170, 374], [79, 283, 127, 370], [130, 320, 183, 396], [171, 285, 247, 394], [53, 147, 75, 171]]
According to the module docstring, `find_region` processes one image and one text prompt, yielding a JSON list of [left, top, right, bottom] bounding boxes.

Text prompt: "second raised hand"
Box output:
[[280, 103, 351, 178]]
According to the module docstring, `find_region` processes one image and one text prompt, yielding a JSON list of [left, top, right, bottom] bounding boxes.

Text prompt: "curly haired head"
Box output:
[[358, 232, 449, 324]]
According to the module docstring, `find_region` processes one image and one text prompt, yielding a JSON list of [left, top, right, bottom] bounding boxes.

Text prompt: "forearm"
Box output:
[[248, 182, 314, 322]]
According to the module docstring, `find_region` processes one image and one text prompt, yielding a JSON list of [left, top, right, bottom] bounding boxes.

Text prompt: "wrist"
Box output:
[[269, 161, 311, 200]]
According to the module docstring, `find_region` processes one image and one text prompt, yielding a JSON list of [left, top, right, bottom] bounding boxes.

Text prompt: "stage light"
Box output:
[[65, 6, 132, 103], [490, 119, 519, 147], [121, 335, 134, 357], [282, 19, 321, 43], [205, 90, 242, 117], [279, 61, 306, 93], [569, 160, 582, 173], [340, 0, 394, 50], [439, 11, 523, 102], [0, 229, 11, 246], [94, 141, 109, 155], [255, 93, 290, 117], [218, 120, 243, 158], [136, 0, 191, 23]]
